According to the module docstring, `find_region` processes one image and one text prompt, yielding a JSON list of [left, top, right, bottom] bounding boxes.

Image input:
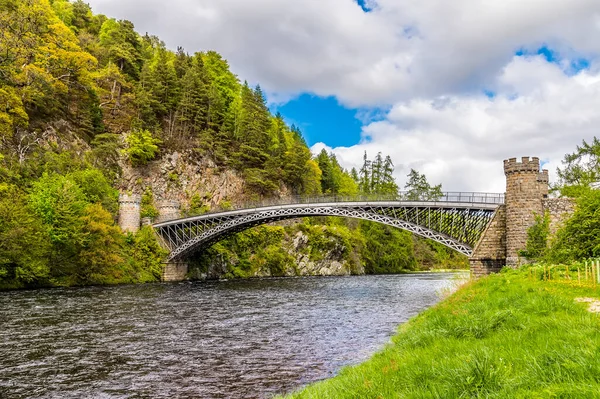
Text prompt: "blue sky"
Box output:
[[270, 95, 365, 147]]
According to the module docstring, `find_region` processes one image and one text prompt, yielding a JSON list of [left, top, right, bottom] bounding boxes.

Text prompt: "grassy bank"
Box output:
[[280, 267, 600, 398]]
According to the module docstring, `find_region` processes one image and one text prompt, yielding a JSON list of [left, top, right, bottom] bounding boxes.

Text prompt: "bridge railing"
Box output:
[[201, 192, 505, 215]]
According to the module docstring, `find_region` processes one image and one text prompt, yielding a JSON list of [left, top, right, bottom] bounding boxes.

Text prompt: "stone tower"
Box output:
[[156, 200, 181, 223], [503, 157, 549, 267], [118, 193, 141, 233]]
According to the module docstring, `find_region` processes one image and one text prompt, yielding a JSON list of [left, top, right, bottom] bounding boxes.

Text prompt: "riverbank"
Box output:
[[280, 267, 600, 398]]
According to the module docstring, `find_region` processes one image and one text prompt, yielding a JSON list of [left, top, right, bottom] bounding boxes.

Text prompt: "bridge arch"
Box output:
[[153, 200, 500, 262]]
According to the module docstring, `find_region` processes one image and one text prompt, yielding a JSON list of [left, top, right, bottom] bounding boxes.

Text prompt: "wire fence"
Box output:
[[526, 260, 600, 288]]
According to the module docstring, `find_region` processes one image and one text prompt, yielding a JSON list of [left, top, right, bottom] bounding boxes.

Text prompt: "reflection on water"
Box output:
[[0, 273, 462, 398]]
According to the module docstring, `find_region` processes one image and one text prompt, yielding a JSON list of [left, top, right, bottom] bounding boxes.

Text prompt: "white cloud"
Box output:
[[313, 55, 600, 191], [86, 0, 600, 106]]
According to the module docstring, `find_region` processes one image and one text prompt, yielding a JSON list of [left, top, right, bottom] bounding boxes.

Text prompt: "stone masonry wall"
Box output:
[[156, 200, 182, 224], [162, 262, 189, 282], [118, 194, 141, 233], [470, 205, 507, 277], [504, 157, 548, 267], [543, 198, 576, 236]]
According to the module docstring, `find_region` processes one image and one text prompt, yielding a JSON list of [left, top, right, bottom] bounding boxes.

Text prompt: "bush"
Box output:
[[124, 129, 161, 166]]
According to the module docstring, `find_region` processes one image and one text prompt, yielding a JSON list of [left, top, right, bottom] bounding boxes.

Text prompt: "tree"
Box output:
[[98, 18, 143, 79], [283, 137, 312, 194], [124, 128, 161, 166], [359, 151, 371, 194], [350, 167, 359, 184], [548, 190, 600, 262], [69, 168, 119, 214], [317, 149, 333, 193], [77, 203, 126, 284], [380, 155, 399, 196], [140, 187, 159, 219], [370, 152, 383, 193], [520, 212, 550, 261], [0, 0, 97, 131], [128, 226, 167, 281], [404, 169, 443, 201], [302, 159, 323, 195], [360, 221, 416, 273], [556, 136, 600, 197], [175, 54, 209, 139], [0, 184, 51, 287]]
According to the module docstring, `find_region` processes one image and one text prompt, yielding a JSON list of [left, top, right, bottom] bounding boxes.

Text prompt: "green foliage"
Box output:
[[219, 200, 233, 211], [520, 212, 551, 261], [405, 169, 443, 200], [0, 184, 51, 288], [317, 149, 358, 195], [127, 226, 168, 281], [360, 221, 416, 273], [29, 173, 87, 247], [69, 168, 118, 214], [556, 136, 600, 196], [140, 188, 159, 219], [357, 152, 398, 196], [281, 269, 600, 398], [0, 0, 473, 288], [124, 128, 161, 166], [77, 203, 126, 284], [186, 193, 210, 216], [549, 190, 600, 262]]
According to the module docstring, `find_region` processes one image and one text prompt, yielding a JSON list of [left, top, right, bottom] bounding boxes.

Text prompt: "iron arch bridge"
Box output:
[[153, 193, 504, 262]]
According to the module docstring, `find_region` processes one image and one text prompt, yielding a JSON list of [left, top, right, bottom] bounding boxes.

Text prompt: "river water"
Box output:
[[0, 273, 462, 399]]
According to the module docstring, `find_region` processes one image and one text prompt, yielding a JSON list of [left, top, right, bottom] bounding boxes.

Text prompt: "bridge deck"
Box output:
[[153, 193, 505, 261], [153, 200, 501, 228]]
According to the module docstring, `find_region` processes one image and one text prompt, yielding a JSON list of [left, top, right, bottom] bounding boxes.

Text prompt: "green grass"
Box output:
[[278, 268, 600, 398]]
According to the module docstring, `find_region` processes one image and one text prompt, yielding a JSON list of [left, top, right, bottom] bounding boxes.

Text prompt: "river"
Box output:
[[0, 273, 463, 398]]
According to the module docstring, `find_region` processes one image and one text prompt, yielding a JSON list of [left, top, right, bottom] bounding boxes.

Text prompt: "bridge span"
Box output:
[[117, 156, 574, 281], [153, 193, 504, 262]]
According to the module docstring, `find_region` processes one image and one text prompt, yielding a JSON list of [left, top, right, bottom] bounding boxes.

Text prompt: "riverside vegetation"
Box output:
[[280, 139, 600, 398], [0, 0, 464, 289], [280, 267, 600, 398]]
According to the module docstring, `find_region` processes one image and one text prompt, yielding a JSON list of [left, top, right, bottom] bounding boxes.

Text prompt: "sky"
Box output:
[[85, 0, 600, 192]]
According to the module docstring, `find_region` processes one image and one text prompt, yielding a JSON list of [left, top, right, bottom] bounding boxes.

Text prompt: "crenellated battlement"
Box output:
[[118, 193, 141, 205], [157, 200, 180, 210], [156, 199, 181, 223], [503, 156, 541, 175], [537, 169, 549, 184]]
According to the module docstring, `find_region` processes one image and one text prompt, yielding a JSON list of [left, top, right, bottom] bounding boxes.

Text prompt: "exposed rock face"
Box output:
[[189, 230, 364, 280], [288, 231, 363, 276], [119, 151, 249, 209]]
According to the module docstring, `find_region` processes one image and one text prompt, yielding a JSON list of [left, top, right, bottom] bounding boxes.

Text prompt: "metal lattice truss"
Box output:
[[153, 201, 500, 261]]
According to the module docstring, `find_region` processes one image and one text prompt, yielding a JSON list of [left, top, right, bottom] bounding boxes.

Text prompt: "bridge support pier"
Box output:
[[162, 262, 189, 282], [469, 205, 507, 277]]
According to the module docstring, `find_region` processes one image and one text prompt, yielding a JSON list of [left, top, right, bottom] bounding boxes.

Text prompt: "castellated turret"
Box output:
[[156, 200, 182, 223], [118, 193, 141, 233], [503, 157, 548, 267]]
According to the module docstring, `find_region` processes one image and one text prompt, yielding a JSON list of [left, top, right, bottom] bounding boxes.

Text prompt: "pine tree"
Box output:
[[370, 152, 384, 193], [381, 155, 399, 196], [317, 149, 333, 194], [404, 169, 442, 200], [350, 167, 359, 184], [359, 151, 371, 194]]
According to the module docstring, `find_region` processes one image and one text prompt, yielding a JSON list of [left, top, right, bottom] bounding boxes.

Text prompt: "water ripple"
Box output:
[[0, 273, 462, 398]]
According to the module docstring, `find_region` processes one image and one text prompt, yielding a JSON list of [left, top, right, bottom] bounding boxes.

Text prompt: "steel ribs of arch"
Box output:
[[155, 205, 495, 261]]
